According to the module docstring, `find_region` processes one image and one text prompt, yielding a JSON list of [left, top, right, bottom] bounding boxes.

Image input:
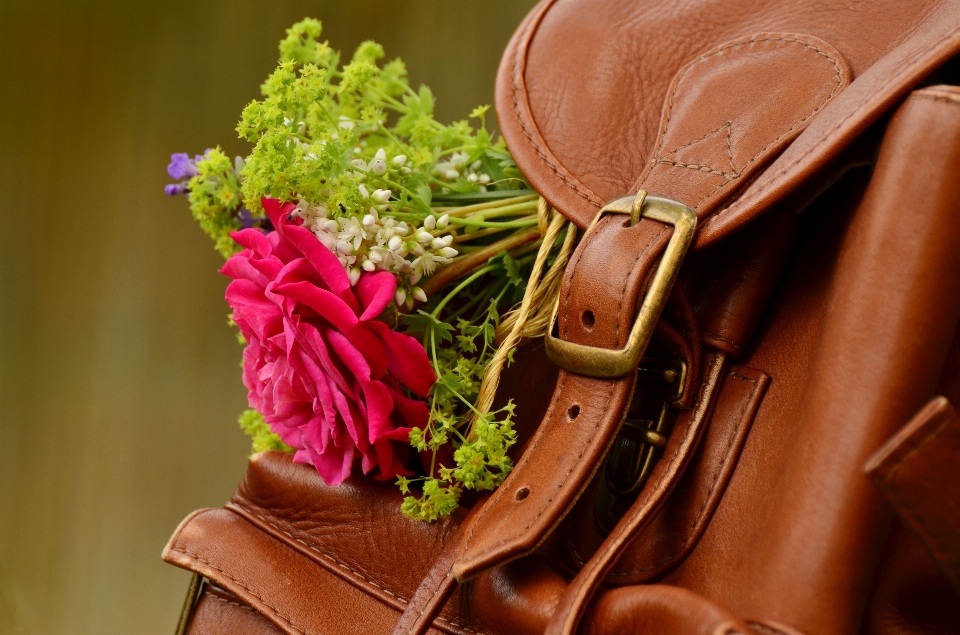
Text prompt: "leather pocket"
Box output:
[[561, 364, 769, 585]]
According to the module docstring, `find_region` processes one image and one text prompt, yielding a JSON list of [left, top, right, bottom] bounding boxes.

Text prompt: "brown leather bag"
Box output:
[[163, 1, 960, 633]]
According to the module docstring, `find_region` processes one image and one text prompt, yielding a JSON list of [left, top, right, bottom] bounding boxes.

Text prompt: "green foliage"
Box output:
[[186, 149, 245, 258], [238, 409, 294, 454], [236, 17, 522, 219], [397, 253, 530, 522]]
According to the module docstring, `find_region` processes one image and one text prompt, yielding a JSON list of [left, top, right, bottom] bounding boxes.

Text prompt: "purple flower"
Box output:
[[165, 182, 187, 196], [167, 153, 199, 180], [238, 208, 255, 228]]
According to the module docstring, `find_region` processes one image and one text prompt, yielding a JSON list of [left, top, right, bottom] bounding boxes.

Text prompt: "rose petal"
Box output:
[[368, 322, 436, 397], [274, 281, 388, 378], [231, 197, 436, 485], [226, 280, 283, 342], [355, 271, 397, 321], [359, 379, 395, 444], [229, 228, 273, 258]]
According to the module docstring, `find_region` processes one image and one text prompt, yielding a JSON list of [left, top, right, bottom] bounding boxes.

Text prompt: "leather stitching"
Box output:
[[912, 91, 960, 105], [403, 566, 455, 635], [459, 367, 569, 558], [208, 595, 258, 614], [510, 1, 603, 209], [643, 36, 845, 213], [609, 369, 757, 576], [170, 546, 308, 635], [655, 121, 739, 179], [878, 415, 960, 576], [461, 223, 666, 561], [654, 159, 738, 179], [663, 121, 735, 165], [703, 23, 960, 229], [702, 330, 744, 354], [237, 509, 488, 635]]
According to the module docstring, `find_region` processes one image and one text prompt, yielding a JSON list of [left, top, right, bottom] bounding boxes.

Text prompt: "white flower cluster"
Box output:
[[347, 147, 412, 177], [292, 195, 458, 308], [435, 151, 492, 189]]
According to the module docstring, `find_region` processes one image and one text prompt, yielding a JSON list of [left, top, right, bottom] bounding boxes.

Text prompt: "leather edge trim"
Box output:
[[165, 508, 491, 635], [695, 11, 960, 248], [628, 33, 852, 216], [606, 365, 771, 582], [163, 509, 309, 635]]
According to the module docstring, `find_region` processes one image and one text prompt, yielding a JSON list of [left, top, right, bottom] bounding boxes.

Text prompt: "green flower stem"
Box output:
[[430, 265, 497, 318], [375, 122, 408, 150], [448, 280, 501, 321], [448, 244, 486, 253], [426, 329, 485, 420], [464, 201, 538, 220], [451, 225, 511, 244], [368, 88, 410, 113], [507, 239, 544, 260], [439, 194, 538, 217], [446, 215, 538, 230], [420, 228, 540, 298]]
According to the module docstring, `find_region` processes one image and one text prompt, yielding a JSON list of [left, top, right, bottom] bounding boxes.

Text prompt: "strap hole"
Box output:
[[568, 404, 581, 420], [516, 487, 530, 501], [581, 310, 595, 330]]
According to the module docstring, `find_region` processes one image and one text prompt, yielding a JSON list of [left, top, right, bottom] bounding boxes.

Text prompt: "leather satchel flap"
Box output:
[[495, 0, 954, 234]]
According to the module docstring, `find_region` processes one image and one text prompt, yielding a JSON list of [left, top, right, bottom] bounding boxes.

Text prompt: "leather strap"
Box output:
[[544, 352, 728, 635], [865, 396, 960, 594], [392, 501, 488, 635], [393, 32, 853, 635]]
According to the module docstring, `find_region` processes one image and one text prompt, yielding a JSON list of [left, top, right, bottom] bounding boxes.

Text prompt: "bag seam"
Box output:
[[510, 0, 602, 209], [703, 22, 960, 230], [644, 36, 845, 213], [170, 546, 308, 635], [236, 509, 489, 635], [209, 595, 258, 614]]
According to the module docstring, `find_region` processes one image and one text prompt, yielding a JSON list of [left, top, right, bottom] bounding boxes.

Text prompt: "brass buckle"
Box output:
[[544, 191, 696, 378]]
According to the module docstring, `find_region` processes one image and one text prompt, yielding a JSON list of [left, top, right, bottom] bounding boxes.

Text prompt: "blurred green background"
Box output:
[[0, 1, 536, 632]]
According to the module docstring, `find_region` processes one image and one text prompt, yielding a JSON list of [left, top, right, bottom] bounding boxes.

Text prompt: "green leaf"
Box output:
[[401, 310, 454, 345], [500, 252, 524, 287], [238, 409, 294, 454], [469, 104, 490, 122], [415, 182, 432, 206]]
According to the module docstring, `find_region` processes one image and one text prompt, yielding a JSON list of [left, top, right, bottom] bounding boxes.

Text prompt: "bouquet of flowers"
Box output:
[[165, 18, 575, 521]]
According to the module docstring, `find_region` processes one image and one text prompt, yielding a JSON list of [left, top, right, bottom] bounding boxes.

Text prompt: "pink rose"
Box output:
[[222, 198, 436, 485]]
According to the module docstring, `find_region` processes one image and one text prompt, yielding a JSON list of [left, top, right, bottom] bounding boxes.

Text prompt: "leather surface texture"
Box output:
[[562, 364, 770, 584], [186, 585, 286, 635], [865, 396, 960, 595], [498, 0, 960, 246], [162, 344, 775, 635]]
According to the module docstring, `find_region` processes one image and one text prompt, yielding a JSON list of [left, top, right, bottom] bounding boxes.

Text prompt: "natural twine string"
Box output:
[[468, 197, 577, 435]]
